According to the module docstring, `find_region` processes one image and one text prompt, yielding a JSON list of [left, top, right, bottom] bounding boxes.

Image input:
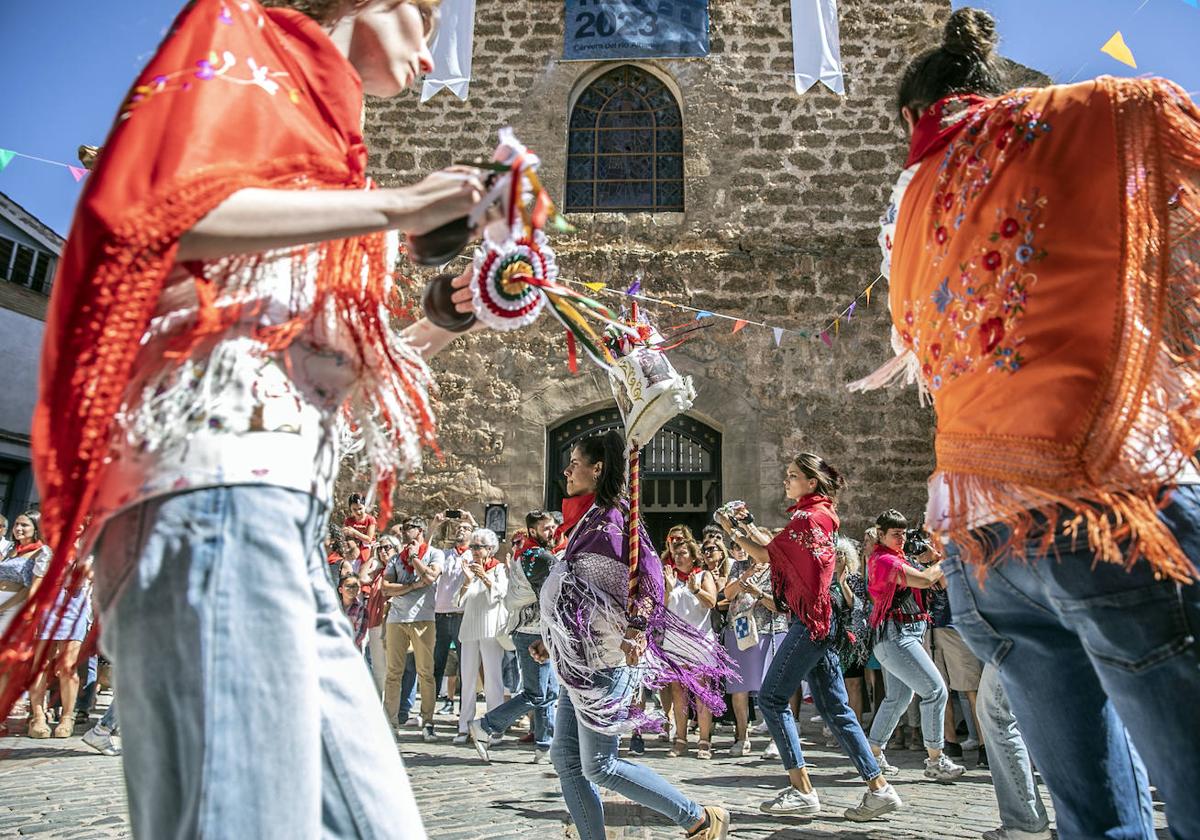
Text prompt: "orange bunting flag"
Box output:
[[732, 319, 748, 334]]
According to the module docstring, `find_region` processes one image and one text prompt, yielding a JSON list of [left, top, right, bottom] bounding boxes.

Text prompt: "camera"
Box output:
[[445, 509, 462, 519]]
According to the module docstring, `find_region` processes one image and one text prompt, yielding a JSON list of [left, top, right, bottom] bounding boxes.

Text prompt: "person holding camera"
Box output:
[[716, 454, 902, 822], [431, 509, 475, 717], [864, 510, 964, 783], [381, 517, 443, 742], [454, 528, 508, 744]]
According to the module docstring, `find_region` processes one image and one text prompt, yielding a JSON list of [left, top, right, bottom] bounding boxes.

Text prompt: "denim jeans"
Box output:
[[432, 611, 463, 700], [550, 667, 702, 839], [977, 663, 1049, 834], [397, 651, 417, 721], [867, 621, 948, 751], [482, 630, 558, 749], [945, 483, 1200, 840], [759, 620, 881, 780], [95, 486, 425, 839], [99, 697, 119, 735]]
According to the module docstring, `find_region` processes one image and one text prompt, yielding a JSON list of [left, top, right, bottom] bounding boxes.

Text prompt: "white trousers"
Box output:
[[457, 637, 505, 733]]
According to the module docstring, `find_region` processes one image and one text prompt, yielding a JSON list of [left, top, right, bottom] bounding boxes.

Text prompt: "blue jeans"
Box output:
[[398, 652, 417, 721], [867, 621, 948, 751], [481, 630, 558, 750], [94, 486, 424, 839], [945, 484, 1200, 840], [978, 663, 1049, 834], [758, 620, 881, 780], [98, 697, 119, 735], [550, 667, 702, 839]]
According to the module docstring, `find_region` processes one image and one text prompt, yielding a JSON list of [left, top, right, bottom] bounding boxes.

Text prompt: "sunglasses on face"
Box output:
[[343, 584, 361, 591], [702, 547, 719, 555], [469, 544, 489, 550]]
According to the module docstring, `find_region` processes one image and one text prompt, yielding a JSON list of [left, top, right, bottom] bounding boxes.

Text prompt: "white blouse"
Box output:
[[456, 566, 509, 643]]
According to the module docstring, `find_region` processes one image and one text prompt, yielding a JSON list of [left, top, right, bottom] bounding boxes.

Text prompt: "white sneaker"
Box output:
[[751, 721, 769, 735], [729, 739, 751, 757], [422, 724, 438, 743], [467, 719, 491, 763], [762, 740, 780, 760], [924, 753, 966, 782], [489, 732, 503, 746], [981, 828, 1052, 840], [759, 786, 820, 815], [452, 732, 469, 745], [874, 750, 901, 776], [81, 725, 121, 757], [533, 749, 550, 765], [844, 783, 903, 822]]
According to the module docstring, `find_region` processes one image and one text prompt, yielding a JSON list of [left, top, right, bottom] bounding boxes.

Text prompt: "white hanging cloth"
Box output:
[[791, 0, 845, 95], [420, 0, 477, 102]]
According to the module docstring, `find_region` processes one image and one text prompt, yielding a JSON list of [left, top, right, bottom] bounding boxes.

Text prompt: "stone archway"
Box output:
[[546, 408, 722, 550]]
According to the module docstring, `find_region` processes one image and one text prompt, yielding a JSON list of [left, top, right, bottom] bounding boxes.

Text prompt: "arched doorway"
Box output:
[[546, 408, 721, 551]]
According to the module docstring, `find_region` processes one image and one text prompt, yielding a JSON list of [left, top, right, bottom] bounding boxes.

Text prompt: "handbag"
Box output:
[[732, 608, 760, 651]]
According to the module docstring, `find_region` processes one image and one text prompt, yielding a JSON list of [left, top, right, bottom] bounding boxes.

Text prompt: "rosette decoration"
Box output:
[[468, 128, 623, 371]]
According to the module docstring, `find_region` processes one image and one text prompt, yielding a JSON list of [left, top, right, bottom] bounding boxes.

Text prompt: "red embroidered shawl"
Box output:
[[767, 493, 839, 640]]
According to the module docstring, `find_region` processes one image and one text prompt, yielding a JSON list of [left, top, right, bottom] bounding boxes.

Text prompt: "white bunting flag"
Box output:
[[791, 0, 845, 95], [420, 0, 477, 102]]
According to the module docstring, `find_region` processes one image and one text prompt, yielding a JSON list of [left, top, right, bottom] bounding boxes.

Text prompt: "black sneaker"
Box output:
[[944, 741, 963, 758], [629, 733, 645, 756], [977, 745, 989, 769]]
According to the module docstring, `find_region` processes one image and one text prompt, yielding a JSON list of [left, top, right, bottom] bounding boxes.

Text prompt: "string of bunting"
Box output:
[[558, 273, 885, 348], [0, 147, 89, 182]]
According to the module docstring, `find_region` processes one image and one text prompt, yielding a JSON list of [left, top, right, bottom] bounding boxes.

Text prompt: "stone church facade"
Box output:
[[361, 0, 964, 541]]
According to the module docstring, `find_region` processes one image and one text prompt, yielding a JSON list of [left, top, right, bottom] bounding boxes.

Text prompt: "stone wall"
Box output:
[[359, 0, 961, 538]]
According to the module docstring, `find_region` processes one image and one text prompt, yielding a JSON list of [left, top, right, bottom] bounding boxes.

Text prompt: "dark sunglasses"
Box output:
[[468, 543, 490, 550]]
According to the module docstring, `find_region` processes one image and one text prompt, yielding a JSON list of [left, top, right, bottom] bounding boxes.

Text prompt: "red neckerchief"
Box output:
[[673, 565, 695, 583], [482, 556, 500, 573], [905, 93, 990, 167], [555, 493, 595, 544], [13, 541, 46, 557], [769, 493, 840, 640], [399, 542, 429, 575]]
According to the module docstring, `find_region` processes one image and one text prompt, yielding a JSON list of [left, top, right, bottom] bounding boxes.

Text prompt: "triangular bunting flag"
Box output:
[[581, 281, 606, 292], [772, 327, 784, 346], [696, 311, 714, 320], [67, 165, 87, 182], [834, 319, 840, 336], [864, 282, 873, 306], [1100, 31, 1137, 68], [626, 279, 641, 296], [846, 300, 857, 320], [732, 319, 748, 334], [820, 331, 832, 347], [0, 150, 14, 172]]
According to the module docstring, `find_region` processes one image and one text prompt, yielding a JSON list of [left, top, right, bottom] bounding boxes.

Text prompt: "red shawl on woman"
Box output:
[[767, 493, 839, 641], [0, 0, 435, 716]]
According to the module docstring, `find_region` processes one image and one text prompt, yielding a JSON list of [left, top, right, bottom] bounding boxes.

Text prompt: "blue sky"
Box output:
[[3, 1, 1199, 237]]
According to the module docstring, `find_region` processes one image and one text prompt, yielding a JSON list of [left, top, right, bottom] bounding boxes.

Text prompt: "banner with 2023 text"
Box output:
[[563, 0, 710, 60]]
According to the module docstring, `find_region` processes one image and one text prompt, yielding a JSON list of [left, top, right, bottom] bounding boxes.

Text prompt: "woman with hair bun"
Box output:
[[857, 6, 1200, 836], [537, 429, 733, 840], [716, 454, 903, 822]]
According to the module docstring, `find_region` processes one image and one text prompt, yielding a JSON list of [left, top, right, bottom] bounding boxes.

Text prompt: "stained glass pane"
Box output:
[[565, 66, 685, 213], [598, 128, 652, 154]]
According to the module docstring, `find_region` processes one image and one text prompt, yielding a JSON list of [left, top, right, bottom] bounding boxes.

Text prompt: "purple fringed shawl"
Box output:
[[539, 503, 735, 734]]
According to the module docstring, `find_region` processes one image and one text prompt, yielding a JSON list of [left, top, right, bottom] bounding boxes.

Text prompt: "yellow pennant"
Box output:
[[1100, 31, 1137, 68], [581, 281, 606, 292]]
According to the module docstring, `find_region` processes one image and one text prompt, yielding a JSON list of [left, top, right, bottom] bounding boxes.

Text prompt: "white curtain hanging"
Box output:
[[420, 0, 477, 102], [791, 0, 845, 95]]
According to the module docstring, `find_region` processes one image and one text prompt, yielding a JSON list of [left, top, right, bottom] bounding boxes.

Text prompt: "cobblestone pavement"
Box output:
[[0, 699, 1172, 839]]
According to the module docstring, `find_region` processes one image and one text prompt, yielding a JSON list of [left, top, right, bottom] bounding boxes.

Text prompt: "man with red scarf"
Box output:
[[1, 2, 499, 838], [380, 516, 443, 742]]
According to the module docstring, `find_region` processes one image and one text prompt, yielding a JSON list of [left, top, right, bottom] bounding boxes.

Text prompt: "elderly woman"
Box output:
[[454, 528, 508, 744]]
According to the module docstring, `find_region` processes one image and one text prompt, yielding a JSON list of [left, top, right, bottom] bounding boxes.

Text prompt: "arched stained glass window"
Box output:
[[565, 66, 684, 213]]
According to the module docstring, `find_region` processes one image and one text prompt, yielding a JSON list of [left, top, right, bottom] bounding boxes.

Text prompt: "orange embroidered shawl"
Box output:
[[0, 0, 434, 715], [890, 77, 1200, 581]]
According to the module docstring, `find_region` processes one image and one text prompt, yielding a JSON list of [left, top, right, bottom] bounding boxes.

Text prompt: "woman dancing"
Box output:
[[537, 430, 732, 840], [716, 454, 903, 822]]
